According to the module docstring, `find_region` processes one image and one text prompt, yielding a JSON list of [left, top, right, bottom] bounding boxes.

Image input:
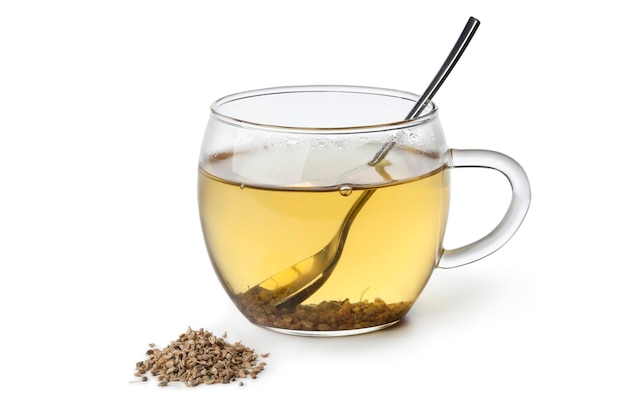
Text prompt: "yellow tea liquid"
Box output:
[[198, 146, 450, 332]]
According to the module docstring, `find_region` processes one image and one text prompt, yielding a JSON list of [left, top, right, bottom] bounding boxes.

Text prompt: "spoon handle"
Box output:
[[406, 16, 480, 119], [369, 16, 480, 166]]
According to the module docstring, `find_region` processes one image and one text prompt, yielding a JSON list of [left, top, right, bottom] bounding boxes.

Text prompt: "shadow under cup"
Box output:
[[197, 86, 531, 337]]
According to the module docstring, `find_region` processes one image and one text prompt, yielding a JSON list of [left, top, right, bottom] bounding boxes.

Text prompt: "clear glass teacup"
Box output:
[[198, 85, 531, 336]]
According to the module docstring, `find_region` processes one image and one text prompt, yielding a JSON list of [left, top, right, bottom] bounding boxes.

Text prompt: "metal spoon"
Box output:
[[247, 17, 481, 309]]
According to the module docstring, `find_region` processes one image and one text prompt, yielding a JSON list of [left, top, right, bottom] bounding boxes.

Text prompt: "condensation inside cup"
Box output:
[[204, 129, 445, 188], [201, 87, 449, 189]]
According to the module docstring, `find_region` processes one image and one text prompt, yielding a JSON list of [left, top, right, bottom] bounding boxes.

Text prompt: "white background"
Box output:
[[1, 0, 625, 415]]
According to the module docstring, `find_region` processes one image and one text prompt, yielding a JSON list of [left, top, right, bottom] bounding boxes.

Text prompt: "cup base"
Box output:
[[257, 320, 400, 337]]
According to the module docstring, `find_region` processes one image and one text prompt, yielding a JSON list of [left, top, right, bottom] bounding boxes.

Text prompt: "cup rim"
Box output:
[[210, 85, 438, 134]]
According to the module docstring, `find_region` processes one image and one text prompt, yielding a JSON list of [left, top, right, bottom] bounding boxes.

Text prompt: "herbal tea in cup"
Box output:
[[198, 86, 530, 336]]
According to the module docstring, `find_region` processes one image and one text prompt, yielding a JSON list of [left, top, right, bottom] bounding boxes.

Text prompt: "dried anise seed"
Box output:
[[134, 327, 268, 387]]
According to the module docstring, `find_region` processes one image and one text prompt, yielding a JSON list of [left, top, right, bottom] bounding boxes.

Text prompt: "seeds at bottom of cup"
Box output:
[[234, 290, 411, 331]]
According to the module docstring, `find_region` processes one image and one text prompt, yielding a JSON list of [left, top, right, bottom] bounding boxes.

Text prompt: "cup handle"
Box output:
[[438, 149, 531, 269]]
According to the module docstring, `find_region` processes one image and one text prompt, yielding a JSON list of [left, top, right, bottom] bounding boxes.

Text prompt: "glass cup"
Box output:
[[198, 85, 531, 336]]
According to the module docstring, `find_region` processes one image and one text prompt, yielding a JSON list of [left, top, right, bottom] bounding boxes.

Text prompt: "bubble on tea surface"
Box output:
[[339, 185, 353, 196], [239, 183, 246, 189]]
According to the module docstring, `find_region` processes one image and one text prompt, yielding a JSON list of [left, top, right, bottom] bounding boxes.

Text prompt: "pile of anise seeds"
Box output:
[[134, 327, 268, 387]]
